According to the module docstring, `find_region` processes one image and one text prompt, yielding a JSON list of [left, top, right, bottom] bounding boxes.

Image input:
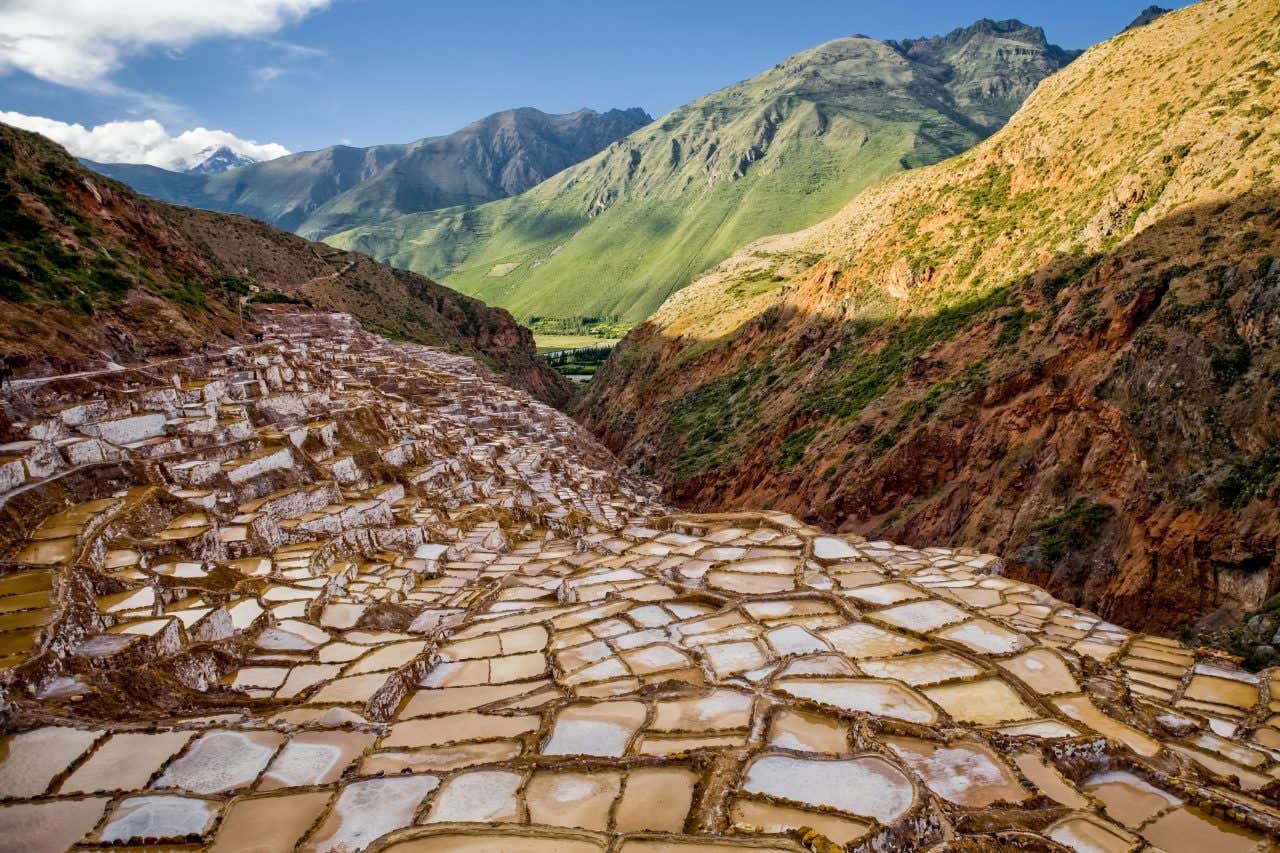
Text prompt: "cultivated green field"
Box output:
[[534, 334, 622, 353]]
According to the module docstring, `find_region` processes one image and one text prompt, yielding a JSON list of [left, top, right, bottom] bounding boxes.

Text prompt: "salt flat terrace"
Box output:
[[0, 312, 1277, 852]]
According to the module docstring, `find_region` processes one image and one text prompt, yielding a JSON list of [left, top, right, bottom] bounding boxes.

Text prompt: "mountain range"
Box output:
[[580, 0, 1280, 636], [84, 106, 652, 240], [328, 19, 1078, 330]]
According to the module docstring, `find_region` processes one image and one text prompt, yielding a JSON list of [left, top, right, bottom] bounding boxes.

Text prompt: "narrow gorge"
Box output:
[[2, 1, 1279, 851]]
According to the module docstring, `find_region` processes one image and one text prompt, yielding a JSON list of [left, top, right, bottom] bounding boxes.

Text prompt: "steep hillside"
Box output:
[[328, 20, 1077, 330], [0, 122, 570, 406], [85, 107, 651, 239], [581, 0, 1280, 636]]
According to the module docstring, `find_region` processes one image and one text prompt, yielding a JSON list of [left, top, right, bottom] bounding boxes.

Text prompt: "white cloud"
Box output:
[[0, 0, 331, 90], [0, 111, 289, 170], [260, 38, 327, 60], [255, 65, 285, 83]]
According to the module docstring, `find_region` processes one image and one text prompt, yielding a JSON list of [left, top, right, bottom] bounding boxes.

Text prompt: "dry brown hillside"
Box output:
[[582, 0, 1280, 640], [0, 123, 570, 406]]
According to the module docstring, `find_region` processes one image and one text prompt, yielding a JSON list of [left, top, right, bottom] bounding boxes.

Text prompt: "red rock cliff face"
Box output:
[[0, 123, 570, 407], [580, 0, 1280, 635]]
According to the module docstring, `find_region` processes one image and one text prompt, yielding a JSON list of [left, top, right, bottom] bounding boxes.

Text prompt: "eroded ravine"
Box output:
[[0, 312, 1277, 852]]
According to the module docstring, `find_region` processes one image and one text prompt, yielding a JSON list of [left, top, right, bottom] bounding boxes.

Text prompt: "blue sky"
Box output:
[[0, 0, 1187, 163]]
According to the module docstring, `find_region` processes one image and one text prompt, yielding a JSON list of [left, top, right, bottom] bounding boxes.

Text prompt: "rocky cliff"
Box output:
[[0, 122, 570, 406], [581, 0, 1280, 636]]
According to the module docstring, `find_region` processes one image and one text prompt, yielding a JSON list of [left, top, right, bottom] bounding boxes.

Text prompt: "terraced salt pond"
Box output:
[[773, 677, 940, 724], [740, 754, 915, 823], [882, 736, 1029, 807], [0, 311, 1277, 851]]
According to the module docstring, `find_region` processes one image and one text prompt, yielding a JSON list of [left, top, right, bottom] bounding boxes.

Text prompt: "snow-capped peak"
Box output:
[[186, 146, 257, 174]]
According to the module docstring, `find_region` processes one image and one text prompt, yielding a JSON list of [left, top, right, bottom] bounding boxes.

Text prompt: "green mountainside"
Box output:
[[85, 107, 651, 240], [327, 19, 1077, 329]]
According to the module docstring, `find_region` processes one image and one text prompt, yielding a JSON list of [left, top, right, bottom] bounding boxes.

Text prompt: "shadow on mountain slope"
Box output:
[[581, 190, 1280, 635]]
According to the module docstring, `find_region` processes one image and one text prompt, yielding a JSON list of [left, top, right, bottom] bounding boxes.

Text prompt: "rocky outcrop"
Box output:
[[1126, 5, 1171, 30]]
